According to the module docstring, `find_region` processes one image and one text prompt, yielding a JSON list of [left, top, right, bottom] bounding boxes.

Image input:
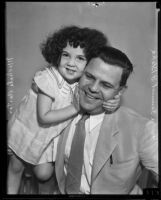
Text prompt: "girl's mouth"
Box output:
[[66, 68, 76, 74]]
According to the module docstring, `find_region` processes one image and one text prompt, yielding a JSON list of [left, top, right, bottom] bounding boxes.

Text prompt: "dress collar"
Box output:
[[47, 66, 76, 90]]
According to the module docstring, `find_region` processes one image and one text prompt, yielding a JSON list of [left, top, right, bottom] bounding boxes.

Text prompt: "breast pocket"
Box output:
[[111, 157, 138, 168]]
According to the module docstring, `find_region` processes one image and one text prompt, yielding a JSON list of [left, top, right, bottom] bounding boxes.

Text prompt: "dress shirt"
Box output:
[[64, 112, 106, 194]]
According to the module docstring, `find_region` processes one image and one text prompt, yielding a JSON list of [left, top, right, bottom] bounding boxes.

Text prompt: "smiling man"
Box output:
[[55, 46, 158, 194], [79, 57, 124, 115]]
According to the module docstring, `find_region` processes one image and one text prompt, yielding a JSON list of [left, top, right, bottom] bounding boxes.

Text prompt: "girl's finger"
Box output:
[[102, 105, 116, 109], [114, 94, 120, 99], [103, 102, 118, 106], [107, 97, 120, 102], [107, 99, 119, 104]]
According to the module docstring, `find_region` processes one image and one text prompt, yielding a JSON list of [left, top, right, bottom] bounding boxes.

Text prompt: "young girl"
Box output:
[[7, 25, 120, 194]]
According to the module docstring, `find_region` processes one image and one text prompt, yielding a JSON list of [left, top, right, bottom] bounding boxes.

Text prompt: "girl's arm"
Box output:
[[37, 90, 78, 125]]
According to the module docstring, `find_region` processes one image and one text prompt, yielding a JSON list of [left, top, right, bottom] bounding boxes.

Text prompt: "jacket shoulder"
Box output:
[[118, 106, 149, 125]]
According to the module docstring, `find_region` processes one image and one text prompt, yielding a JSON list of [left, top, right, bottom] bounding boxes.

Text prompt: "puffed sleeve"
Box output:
[[138, 120, 158, 175], [33, 69, 57, 100]]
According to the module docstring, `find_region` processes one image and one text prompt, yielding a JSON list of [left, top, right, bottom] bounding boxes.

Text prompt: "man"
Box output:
[[55, 46, 158, 194]]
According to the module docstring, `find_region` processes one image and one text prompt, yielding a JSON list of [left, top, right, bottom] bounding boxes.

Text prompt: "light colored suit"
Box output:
[[55, 106, 158, 194]]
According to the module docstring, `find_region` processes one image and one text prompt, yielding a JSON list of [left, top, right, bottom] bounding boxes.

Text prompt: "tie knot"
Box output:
[[80, 114, 89, 122]]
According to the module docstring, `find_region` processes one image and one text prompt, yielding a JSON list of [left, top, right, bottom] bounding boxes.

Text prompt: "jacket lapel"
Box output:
[[91, 112, 119, 183]]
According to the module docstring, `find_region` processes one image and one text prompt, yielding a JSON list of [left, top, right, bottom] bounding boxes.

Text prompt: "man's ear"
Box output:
[[118, 86, 127, 96]]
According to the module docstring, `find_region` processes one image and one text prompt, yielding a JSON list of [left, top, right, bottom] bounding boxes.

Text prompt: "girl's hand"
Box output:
[[72, 85, 80, 112], [31, 80, 39, 93], [103, 94, 121, 113]]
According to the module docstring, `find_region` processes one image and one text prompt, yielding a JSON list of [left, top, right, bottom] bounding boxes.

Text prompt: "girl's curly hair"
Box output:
[[40, 25, 110, 67]]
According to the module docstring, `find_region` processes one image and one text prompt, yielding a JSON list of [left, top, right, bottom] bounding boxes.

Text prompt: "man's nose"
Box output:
[[89, 81, 99, 93]]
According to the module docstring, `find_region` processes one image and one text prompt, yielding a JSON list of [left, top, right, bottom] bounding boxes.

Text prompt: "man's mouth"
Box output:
[[84, 91, 100, 100]]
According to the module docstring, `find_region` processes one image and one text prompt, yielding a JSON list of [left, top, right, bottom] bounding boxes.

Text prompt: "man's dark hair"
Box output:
[[40, 25, 109, 67], [93, 46, 133, 87]]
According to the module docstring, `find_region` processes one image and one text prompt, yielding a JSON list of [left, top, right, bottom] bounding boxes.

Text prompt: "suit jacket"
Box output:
[[55, 106, 158, 194]]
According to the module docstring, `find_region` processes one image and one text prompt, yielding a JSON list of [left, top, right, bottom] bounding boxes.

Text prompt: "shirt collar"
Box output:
[[77, 112, 105, 132], [89, 112, 105, 131]]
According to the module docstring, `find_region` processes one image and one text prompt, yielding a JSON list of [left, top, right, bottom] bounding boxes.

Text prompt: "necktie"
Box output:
[[65, 114, 89, 194]]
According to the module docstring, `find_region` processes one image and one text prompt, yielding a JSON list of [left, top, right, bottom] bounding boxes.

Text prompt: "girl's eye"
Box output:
[[62, 53, 69, 57], [77, 56, 86, 61]]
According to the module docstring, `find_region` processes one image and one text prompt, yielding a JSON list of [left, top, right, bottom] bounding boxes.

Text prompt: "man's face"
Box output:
[[79, 57, 124, 115]]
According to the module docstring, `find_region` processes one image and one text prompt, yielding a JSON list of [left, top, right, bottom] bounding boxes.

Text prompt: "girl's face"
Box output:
[[58, 43, 87, 84]]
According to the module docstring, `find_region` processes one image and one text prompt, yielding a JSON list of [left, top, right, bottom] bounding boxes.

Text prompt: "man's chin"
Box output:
[[80, 104, 103, 115]]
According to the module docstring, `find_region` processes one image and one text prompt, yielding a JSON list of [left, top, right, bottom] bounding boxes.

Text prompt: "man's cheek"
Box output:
[[102, 92, 116, 102]]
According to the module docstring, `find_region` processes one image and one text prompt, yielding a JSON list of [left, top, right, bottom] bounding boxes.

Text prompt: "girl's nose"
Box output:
[[67, 58, 75, 66]]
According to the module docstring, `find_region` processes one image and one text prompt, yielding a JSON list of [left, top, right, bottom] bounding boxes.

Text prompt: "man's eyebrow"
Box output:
[[85, 71, 115, 88]]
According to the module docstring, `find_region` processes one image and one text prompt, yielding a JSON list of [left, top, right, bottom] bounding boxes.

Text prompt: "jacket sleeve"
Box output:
[[138, 120, 158, 181]]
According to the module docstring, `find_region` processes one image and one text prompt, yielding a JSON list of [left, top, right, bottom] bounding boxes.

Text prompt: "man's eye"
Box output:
[[85, 73, 93, 79], [102, 83, 112, 89]]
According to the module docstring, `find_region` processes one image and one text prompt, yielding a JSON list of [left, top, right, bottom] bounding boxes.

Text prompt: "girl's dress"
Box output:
[[8, 66, 77, 165]]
